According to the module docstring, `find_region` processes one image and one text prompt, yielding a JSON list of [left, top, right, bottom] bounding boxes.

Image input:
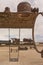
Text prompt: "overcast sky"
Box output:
[[0, 0, 43, 42]]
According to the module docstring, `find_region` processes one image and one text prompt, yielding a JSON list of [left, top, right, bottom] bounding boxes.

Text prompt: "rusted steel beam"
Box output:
[[0, 12, 38, 28]]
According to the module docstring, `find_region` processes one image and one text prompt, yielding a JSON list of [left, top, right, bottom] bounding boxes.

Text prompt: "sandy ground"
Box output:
[[0, 46, 43, 65]]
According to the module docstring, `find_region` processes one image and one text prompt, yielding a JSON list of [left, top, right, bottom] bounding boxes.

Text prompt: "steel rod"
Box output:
[[8, 28, 10, 61], [32, 27, 41, 53]]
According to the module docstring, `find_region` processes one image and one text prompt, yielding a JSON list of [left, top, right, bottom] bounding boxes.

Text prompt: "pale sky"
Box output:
[[0, 0, 43, 42]]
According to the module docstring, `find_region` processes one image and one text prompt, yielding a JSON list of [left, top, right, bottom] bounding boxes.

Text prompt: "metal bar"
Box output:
[[32, 27, 41, 53], [8, 28, 10, 61], [18, 29, 20, 59], [18, 28, 20, 60]]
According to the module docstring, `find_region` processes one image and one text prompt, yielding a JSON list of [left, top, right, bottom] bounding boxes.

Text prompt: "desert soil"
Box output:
[[0, 46, 43, 65]]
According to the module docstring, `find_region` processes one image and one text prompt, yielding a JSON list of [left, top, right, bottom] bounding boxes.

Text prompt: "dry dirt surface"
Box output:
[[0, 46, 43, 65]]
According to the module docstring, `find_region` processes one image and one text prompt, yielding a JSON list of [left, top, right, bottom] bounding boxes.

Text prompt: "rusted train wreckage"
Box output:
[[0, 2, 43, 60]]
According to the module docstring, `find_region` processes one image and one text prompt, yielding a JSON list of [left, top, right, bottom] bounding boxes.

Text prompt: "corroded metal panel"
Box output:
[[17, 2, 31, 12], [0, 12, 38, 28]]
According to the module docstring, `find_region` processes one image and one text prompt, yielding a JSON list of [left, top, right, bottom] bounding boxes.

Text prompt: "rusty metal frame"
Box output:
[[0, 12, 43, 59]]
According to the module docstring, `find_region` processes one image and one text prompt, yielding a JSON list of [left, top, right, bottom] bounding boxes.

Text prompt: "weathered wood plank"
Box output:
[[0, 12, 38, 28]]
